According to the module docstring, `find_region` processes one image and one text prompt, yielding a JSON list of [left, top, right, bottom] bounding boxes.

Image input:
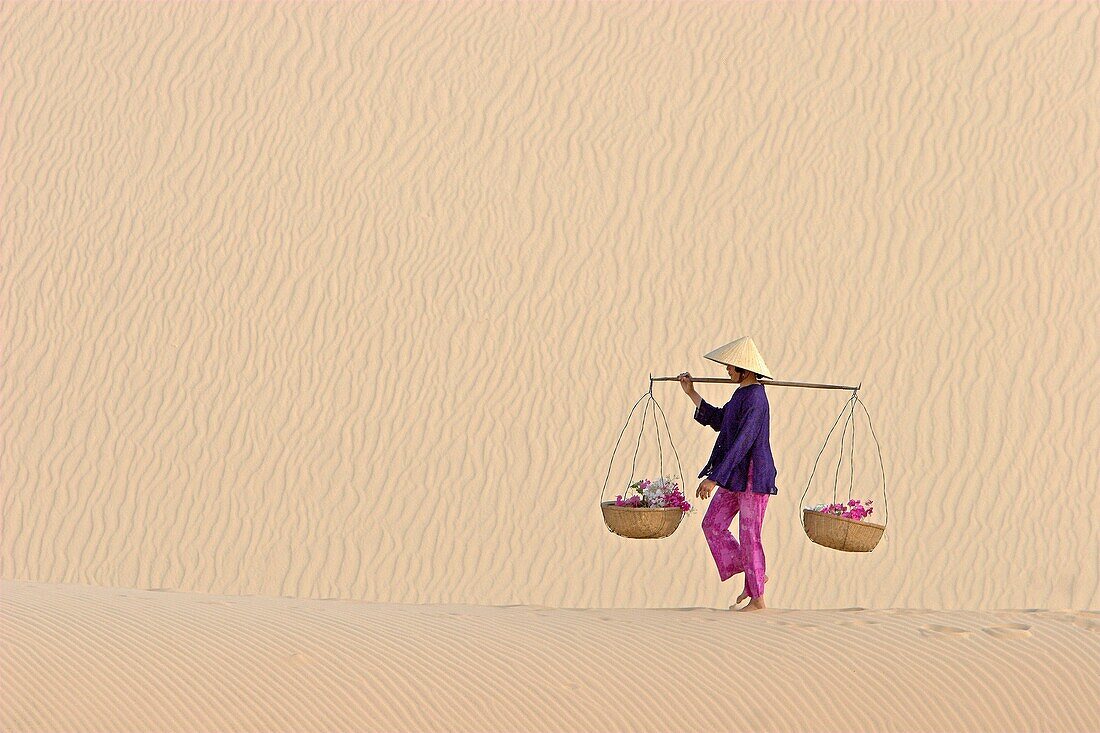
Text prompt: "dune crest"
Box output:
[[3, 581, 1099, 732]]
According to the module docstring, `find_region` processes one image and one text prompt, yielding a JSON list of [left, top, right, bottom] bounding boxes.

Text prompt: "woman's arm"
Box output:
[[679, 373, 723, 432], [692, 396, 724, 432]]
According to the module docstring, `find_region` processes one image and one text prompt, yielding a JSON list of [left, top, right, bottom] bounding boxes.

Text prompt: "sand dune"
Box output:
[[3, 581, 1099, 732], [2, 0, 1099, 614], [2, 1, 1099, 730]]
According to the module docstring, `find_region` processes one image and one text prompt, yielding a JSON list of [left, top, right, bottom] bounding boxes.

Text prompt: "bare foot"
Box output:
[[734, 574, 769, 606], [737, 597, 767, 611]]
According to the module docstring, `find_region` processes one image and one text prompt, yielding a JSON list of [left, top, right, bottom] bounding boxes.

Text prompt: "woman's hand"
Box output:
[[678, 371, 697, 397], [696, 478, 718, 499]]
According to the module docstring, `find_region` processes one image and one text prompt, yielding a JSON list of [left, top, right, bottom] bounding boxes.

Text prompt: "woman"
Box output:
[[678, 336, 778, 611]]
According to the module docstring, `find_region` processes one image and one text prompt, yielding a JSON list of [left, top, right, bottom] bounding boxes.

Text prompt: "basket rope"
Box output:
[[628, 397, 652, 488], [798, 390, 888, 533], [600, 378, 685, 506]]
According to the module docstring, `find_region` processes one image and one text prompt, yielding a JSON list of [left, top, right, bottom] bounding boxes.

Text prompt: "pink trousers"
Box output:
[[701, 458, 770, 598]]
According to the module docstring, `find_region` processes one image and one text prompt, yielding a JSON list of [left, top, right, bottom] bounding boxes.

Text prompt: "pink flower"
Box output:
[[808, 497, 876, 522]]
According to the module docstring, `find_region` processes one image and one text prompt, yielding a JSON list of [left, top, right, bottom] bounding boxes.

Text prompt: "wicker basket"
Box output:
[[802, 509, 885, 552], [601, 501, 686, 539]]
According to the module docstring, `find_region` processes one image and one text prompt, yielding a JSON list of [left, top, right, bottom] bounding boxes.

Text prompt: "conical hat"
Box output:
[[703, 336, 774, 380]]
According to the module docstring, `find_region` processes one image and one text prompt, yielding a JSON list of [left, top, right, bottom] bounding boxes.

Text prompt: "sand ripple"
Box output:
[[4, 581, 1100, 733]]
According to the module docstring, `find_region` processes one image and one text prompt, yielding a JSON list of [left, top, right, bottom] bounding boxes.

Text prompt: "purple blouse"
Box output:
[[693, 383, 778, 495]]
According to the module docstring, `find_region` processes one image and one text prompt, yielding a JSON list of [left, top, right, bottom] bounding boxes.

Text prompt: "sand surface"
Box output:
[[3, 1, 1099, 730], [4, 580, 1100, 733], [3, 0, 1097, 614]]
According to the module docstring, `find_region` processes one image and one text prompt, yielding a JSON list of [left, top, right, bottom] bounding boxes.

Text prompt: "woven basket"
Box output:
[[802, 509, 885, 552], [601, 501, 686, 539]]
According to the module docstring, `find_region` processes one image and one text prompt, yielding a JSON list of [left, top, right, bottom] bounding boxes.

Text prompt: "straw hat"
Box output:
[[704, 336, 774, 380]]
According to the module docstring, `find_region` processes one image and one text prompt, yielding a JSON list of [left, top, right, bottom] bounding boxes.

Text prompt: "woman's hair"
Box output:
[[733, 366, 767, 380]]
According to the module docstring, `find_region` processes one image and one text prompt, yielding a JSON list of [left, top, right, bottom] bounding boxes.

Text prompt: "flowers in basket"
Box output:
[[615, 476, 693, 513], [806, 498, 874, 521]]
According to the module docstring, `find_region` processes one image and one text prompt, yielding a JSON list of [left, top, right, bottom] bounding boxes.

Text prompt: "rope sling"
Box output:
[[598, 383, 688, 539], [797, 388, 888, 551], [600, 374, 888, 551]]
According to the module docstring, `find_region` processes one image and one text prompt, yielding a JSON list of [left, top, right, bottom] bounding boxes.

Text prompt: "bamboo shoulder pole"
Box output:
[[650, 375, 860, 392]]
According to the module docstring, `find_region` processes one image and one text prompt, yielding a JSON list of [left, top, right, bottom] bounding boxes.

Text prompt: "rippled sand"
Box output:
[[2, 1, 1099, 730], [4, 581, 1099, 732]]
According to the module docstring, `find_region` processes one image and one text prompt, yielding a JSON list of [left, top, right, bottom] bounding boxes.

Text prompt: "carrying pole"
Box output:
[[650, 375, 861, 392]]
